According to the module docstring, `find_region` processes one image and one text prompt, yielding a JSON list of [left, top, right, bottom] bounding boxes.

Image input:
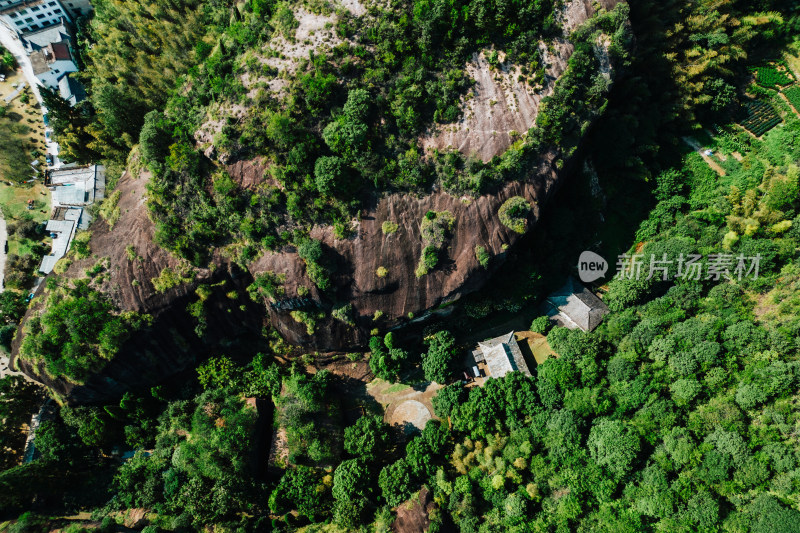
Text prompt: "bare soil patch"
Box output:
[[515, 331, 557, 365]]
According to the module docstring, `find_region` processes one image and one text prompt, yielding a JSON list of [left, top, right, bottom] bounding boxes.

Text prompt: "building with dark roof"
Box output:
[[58, 71, 84, 104], [30, 35, 77, 88], [543, 276, 609, 332], [20, 18, 71, 52]]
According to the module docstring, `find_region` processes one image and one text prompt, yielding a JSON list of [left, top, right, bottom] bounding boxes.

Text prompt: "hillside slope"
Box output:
[[12, 0, 630, 402]]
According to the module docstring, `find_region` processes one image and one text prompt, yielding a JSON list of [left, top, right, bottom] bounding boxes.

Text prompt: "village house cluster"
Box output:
[[0, 1, 103, 274]]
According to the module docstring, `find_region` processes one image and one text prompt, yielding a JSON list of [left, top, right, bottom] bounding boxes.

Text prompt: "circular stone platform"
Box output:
[[388, 400, 433, 432]]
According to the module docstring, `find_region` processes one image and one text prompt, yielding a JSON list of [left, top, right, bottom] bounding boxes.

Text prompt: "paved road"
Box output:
[[0, 26, 63, 168]]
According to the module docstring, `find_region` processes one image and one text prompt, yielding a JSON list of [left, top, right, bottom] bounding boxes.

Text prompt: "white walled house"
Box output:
[[0, 0, 72, 36]]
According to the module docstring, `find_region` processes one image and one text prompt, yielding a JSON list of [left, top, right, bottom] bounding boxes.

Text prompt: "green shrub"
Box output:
[[382, 220, 399, 234], [290, 310, 319, 335], [247, 271, 286, 302], [271, 2, 299, 40], [314, 156, 346, 196], [420, 211, 454, 248], [376, 266, 388, 278], [98, 190, 122, 229], [498, 196, 531, 233], [416, 245, 440, 277], [475, 245, 490, 268], [197, 355, 236, 390], [416, 211, 454, 277], [332, 303, 356, 326], [125, 245, 138, 262], [298, 239, 332, 291], [530, 315, 552, 335], [151, 264, 195, 293], [70, 232, 92, 259]]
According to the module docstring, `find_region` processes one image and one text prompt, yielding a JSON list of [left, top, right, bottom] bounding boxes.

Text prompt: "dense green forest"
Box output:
[[4, 0, 800, 531]]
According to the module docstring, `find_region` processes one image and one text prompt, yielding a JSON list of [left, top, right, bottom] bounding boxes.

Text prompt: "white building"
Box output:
[[49, 164, 105, 222], [38, 206, 81, 274], [543, 276, 610, 332], [38, 164, 105, 274], [0, 0, 72, 36], [472, 332, 532, 380]]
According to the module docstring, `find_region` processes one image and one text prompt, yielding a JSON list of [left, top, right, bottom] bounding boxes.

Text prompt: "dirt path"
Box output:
[[683, 137, 726, 176], [0, 213, 6, 293], [780, 92, 800, 118]]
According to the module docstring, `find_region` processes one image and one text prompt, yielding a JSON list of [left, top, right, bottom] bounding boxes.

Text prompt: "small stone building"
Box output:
[[544, 276, 609, 332], [472, 331, 531, 379]]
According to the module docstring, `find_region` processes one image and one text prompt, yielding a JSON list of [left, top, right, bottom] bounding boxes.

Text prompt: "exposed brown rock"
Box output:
[[420, 0, 623, 162], [251, 151, 559, 349], [393, 487, 437, 533], [11, 170, 265, 404]]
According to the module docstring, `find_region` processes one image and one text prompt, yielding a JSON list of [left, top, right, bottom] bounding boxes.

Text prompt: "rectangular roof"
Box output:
[[545, 276, 609, 331], [50, 165, 96, 185], [21, 21, 71, 51], [478, 332, 531, 379], [52, 184, 86, 205], [39, 210, 80, 275], [47, 42, 71, 61]]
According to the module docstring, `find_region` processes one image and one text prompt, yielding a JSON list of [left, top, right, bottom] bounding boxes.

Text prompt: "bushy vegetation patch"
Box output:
[[18, 281, 150, 383], [151, 264, 196, 293], [474, 245, 490, 268], [416, 211, 455, 277], [247, 271, 286, 302], [752, 64, 793, 88], [783, 85, 800, 111], [498, 196, 531, 233], [297, 238, 332, 291]]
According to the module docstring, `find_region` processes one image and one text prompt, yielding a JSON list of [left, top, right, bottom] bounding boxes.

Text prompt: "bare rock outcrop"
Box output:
[[421, 0, 623, 162], [251, 151, 560, 348]]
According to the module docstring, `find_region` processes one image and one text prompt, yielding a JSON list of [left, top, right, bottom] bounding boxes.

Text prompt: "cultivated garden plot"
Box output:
[[739, 99, 782, 137], [751, 63, 794, 89], [783, 85, 800, 112]]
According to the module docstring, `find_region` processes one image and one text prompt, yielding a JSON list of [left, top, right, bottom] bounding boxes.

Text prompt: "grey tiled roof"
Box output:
[[545, 276, 609, 331], [478, 331, 531, 378]]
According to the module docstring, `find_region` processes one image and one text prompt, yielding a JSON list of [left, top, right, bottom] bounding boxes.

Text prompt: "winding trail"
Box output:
[[0, 25, 62, 166]]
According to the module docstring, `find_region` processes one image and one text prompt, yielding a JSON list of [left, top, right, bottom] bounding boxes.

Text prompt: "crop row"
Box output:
[[740, 100, 782, 137]]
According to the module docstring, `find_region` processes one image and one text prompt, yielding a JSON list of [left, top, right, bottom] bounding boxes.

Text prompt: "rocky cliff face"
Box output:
[[12, 171, 265, 404], [12, 0, 626, 403], [252, 151, 561, 349], [251, 0, 625, 348]]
